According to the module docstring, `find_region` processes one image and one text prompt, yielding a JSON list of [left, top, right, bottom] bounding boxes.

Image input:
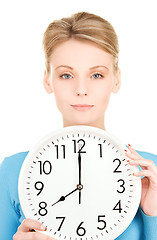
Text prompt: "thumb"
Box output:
[[18, 218, 46, 232]]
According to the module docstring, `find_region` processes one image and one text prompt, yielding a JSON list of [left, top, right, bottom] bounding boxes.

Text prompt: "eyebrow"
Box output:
[[55, 65, 109, 71], [55, 65, 73, 70]]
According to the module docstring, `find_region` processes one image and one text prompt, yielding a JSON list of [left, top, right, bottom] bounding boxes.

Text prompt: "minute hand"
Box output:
[[78, 152, 83, 204], [78, 152, 81, 186]]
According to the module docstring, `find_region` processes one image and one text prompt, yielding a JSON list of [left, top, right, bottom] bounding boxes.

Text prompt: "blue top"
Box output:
[[0, 150, 157, 240]]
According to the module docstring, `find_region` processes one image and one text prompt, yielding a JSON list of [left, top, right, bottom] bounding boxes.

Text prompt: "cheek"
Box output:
[[53, 82, 68, 98], [53, 83, 71, 110], [95, 84, 112, 104]]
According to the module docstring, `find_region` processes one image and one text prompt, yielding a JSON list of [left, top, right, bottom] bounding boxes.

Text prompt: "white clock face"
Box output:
[[18, 126, 141, 240]]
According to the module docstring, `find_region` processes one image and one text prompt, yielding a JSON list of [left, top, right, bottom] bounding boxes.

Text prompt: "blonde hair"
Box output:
[[43, 11, 119, 73]]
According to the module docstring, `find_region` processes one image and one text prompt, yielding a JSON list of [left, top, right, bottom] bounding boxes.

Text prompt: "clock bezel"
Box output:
[[18, 125, 141, 240]]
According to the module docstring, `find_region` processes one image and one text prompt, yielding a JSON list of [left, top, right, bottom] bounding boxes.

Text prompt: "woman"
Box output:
[[0, 11, 157, 240]]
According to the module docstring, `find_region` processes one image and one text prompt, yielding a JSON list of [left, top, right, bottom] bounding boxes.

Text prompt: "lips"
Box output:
[[71, 104, 94, 111]]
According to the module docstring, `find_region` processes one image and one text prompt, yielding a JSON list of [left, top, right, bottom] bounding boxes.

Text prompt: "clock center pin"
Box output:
[[77, 184, 83, 190]]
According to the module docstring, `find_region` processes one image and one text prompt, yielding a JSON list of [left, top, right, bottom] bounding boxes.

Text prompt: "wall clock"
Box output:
[[18, 125, 141, 240]]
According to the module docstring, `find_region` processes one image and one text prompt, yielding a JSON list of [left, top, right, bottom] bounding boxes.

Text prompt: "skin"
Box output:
[[43, 39, 121, 130], [13, 39, 157, 240]]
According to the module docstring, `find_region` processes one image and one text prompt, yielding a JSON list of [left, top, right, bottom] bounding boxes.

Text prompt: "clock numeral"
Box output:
[[113, 200, 122, 213], [98, 144, 102, 158], [117, 179, 125, 193], [76, 222, 86, 236], [34, 181, 44, 195], [56, 217, 66, 231], [113, 158, 122, 173], [38, 201, 48, 216], [72, 139, 86, 154], [55, 145, 65, 159], [38, 160, 52, 175], [97, 215, 106, 230]]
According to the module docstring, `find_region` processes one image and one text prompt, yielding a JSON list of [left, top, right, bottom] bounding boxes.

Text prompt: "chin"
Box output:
[[65, 117, 98, 127]]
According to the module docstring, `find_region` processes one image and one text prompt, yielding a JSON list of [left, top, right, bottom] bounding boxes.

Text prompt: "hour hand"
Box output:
[[51, 188, 78, 207]]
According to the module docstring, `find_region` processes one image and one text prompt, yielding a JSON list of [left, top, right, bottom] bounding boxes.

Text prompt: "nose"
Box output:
[[75, 78, 88, 96]]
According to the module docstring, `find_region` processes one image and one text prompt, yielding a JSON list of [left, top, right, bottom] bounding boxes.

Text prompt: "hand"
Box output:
[[51, 187, 78, 207], [125, 144, 157, 216], [13, 218, 55, 240]]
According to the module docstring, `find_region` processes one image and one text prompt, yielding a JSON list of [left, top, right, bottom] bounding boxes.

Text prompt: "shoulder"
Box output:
[[136, 150, 157, 165], [0, 152, 29, 234], [0, 152, 29, 175], [0, 152, 29, 218], [0, 151, 29, 186]]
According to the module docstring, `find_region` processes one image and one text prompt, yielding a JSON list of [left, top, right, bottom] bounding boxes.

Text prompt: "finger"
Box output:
[[133, 170, 157, 184], [14, 231, 56, 240], [127, 144, 137, 152], [18, 218, 46, 232], [125, 148, 143, 161], [128, 144, 143, 157], [128, 155, 157, 174], [128, 159, 157, 170]]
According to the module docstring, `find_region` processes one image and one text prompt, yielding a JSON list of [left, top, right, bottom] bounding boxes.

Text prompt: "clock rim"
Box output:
[[18, 125, 141, 240]]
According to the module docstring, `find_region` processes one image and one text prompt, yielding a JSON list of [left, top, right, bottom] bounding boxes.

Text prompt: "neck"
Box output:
[[63, 117, 106, 131]]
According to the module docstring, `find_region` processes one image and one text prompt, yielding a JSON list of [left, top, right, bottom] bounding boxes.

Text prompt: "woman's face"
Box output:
[[44, 39, 121, 130]]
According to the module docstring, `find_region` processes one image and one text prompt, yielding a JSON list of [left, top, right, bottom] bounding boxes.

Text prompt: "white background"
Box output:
[[0, 0, 157, 162]]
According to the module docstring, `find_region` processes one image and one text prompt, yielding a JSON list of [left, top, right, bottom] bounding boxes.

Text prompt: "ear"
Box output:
[[112, 68, 121, 93], [43, 69, 53, 94]]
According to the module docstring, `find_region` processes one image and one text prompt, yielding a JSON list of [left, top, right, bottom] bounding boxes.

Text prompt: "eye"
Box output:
[[60, 74, 72, 79], [92, 73, 104, 79]]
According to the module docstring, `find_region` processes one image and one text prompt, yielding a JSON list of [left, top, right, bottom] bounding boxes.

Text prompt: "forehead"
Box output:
[[50, 39, 114, 71]]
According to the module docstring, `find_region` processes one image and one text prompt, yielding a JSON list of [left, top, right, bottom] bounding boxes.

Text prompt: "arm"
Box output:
[[139, 206, 157, 239], [125, 146, 157, 239], [0, 157, 20, 239]]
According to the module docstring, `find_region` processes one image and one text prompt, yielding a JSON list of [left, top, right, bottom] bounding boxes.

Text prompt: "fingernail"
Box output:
[[40, 225, 46, 231], [133, 172, 138, 176], [124, 149, 128, 152], [128, 144, 132, 147], [128, 160, 134, 164]]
